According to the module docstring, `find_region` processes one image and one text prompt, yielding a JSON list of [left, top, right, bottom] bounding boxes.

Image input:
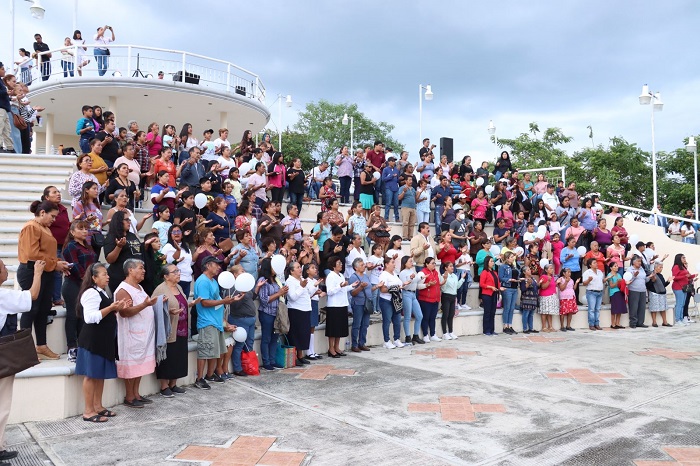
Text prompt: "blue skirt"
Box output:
[[75, 347, 117, 379], [310, 300, 320, 327]]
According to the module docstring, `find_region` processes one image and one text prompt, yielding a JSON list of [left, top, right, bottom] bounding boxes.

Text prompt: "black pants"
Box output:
[[18, 264, 54, 346], [62, 278, 83, 349], [271, 186, 284, 203], [482, 293, 496, 334], [684, 290, 692, 318], [190, 305, 198, 337], [20, 126, 31, 154], [571, 270, 582, 304], [339, 176, 352, 204], [441, 293, 456, 333], [353, 177, 361, 201]]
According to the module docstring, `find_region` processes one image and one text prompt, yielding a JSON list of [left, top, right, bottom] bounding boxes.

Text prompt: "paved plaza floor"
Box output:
[[7, 324, 700, 465]]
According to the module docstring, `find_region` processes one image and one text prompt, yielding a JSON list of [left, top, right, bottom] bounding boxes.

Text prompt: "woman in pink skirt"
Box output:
[[557, 267, 579, 331]]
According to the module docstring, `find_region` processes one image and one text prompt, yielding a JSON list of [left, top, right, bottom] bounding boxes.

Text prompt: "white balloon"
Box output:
[[536, 230, 546, 239], [232, 327, 248, 343], [373, 171, 381, 180], [239, 162, 251, 175], [476, 177, 484, 186], [485, 185, 494, 195], [629, 234, 639, 245], [495, 205, 502, 212], [537, 225, 546, 233], [235, 273, 255, 292], [577, 246, 587, 256], [194, 193, 208, 209], [489, 244, 501, 256], [514, 247, 524, 256], [271, 254, 287, 277], [539, 258, 549, 269], [217, 271, 236, 289]]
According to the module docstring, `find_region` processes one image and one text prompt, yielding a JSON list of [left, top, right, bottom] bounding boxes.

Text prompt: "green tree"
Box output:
[[657, 137, 699, 215], [262, 130, 316, 170], [573, 137, 653, 208], [294, 100, 404, 166]]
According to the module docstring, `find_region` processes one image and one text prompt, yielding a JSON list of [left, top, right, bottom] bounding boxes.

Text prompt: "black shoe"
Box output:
[[296, 358, 310, 365], [530, 329, 539, 333], [262, 364, 276, 371], [638, 324, 649, 328], [337, 351, 347, 357], [123, 398, 145, 408], [233, 370, 248, 376], [0, 451, 18, 461], [566, 327, 575, 331], [405, 337, 413, 345], [159, 387, 174, 398], [652, 323, 658, 327], [205, 373, 225, 384], [170, 385, 187, 394], [304, 354, 318, 360], [629, 325, 637, 329], [136, 397, 153, 404], [327, 351, 341, 358], [560, 327, 567, 332], [662, 323, 673, 327], [412, 335, 425, 344], [194, 378, 211, 390]]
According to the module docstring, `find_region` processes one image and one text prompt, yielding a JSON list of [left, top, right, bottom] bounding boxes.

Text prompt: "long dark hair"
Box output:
[[179, 123, 191, 139], [259, 257, 274, 282], [268, 151, 284, 173], [79, 181, 101, 210], [107, 210, 128, 238], [673, 253, 686, 271], [167, 224, 189, 253], [76, 262, 109, 318]]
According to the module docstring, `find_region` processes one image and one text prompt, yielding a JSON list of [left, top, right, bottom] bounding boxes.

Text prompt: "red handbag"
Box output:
[[240, 347, 260, 376]]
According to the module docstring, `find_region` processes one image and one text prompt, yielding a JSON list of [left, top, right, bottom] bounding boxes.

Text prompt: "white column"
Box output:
[[44, 113, 54, 154], [108, 96, 117, 115], [220, 111, 228, 131]]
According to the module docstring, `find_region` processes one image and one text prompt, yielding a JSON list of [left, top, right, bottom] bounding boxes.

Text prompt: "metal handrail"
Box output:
[[518, 166, 566, 185], [598, 200, 694, 224], [30, 45, 266, 102]]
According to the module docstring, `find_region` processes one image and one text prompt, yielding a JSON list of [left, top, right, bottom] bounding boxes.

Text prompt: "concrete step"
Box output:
[[0, 168, 72, 178], [0, 177, 68, 189], [0, 157, 76, 169]]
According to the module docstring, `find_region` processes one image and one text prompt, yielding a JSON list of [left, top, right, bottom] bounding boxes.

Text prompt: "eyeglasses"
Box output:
[[172, 231, 182, 234], [168, 269, 181, 274]]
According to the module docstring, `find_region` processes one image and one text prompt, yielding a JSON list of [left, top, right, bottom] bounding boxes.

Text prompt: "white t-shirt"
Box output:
[[582, 268, 604, 291], [378, 271, 403, 301], [542, 192, 559, 212], [367, 255, 384, 284], [213, 138, 230, 152], [201, 141, 217, 162], [247, 173, 267, 201], [161, 243, 193, 282], [682, 224, 696, 237], [386, 248, 405, 271], [345, 248, 367, 279], [311, 166, 329, 182], [456, 253, 472, 271], [93, 32, 113, 49], [217, 156, 236, 178]]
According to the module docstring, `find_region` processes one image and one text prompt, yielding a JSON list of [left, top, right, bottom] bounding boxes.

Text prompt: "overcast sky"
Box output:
[[6, 0, 699, 166]]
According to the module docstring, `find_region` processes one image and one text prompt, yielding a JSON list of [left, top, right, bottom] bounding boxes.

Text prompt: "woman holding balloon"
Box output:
[[223, 266, 257, 377], [560, 236, 583, 306], [285, 261, 314, 366]]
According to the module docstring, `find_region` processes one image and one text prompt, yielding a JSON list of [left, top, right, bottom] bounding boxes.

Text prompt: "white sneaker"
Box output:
[[383, 341, 396, 349], [423, 335, 431, 343], [442, 333, 453, 340], [689, 318, 696, 323], [683, 317, 690, 323], [394, 339, 405, 348], [450, 333, 459, 340], [430, 335, 441, 342], [463, 304, 472, 310]]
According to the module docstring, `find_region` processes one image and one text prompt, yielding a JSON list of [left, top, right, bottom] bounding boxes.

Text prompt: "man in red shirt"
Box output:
[[366, 141, 385, 204]]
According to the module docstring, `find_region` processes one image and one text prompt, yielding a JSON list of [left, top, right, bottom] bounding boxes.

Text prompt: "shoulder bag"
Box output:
[[0, 329, 40, 378]]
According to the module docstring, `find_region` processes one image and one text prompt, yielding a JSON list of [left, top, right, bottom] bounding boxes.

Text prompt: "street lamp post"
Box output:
[[488, 120, 497, 159], [638, 84, 664, 213], [342, 113, 354, 154], [687, 136, 698, 221], [418, 84, 433, 147], [10, 0, 46, 66], [276, 93, 292, 151]]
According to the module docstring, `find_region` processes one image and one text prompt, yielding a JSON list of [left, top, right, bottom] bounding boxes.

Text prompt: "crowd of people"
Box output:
[[1, 112, 699, 465]]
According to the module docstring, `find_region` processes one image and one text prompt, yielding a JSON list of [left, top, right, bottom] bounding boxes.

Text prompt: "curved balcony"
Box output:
[[24, 45, 270, 152]]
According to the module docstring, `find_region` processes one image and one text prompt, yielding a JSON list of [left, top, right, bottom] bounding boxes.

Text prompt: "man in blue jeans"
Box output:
[[382, 156, 400, 221], [228, 266, 257, 376], [583, 258, 605, 330]]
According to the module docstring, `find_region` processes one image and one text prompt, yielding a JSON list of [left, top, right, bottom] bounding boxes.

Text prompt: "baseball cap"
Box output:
[[454, 205, 463, 211], [201, 256, 223, 267], [422, 173, 430, 179], [459, 193, 467, 199]]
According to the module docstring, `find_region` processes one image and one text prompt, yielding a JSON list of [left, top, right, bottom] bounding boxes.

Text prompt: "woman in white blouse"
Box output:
[[325, 256, 358, 357], [378, 257, 412, 349], [76, 263, 129, 422], [285, 262, 313, 365], [345, 233, 367, 279], [160, 225, 194, 299]]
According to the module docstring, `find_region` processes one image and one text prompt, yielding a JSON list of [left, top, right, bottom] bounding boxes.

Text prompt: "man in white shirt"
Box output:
[[582, 257, 604, 330], [93, 25, 115, 76], [542, 184, 559, 216], [0, 259, 44, 464], [308, 161, 329, 200]]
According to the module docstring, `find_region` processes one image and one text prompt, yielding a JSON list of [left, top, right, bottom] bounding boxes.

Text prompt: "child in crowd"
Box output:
[[557, 268, 579, 331], [218, 181, 238, 224], [311, 212, 331, 251], [455, 244, 472, 310], [548, 212, 561, 237], [303, 263, 325, 360], [538, 264, 559, 332], [550, 232, 563, 274], [440, 261, 465, 340], [367, 242, 385, 313], [151, 205, 172, 251], [519, 266, 539, 333]]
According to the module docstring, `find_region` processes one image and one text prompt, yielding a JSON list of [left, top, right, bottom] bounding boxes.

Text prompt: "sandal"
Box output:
[[98, 409, 116, 417], [83, 414, 108, 423]]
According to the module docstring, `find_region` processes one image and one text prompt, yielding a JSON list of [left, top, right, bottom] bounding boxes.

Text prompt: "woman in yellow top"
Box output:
[[87, 139, 110, 187], [17, 200, 71, 360]]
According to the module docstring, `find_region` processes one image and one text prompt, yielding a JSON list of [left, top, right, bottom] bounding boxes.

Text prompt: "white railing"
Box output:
[[599, 200, 695, 225], [24, 45, 266, 102], [518, 166, 566, 185]]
